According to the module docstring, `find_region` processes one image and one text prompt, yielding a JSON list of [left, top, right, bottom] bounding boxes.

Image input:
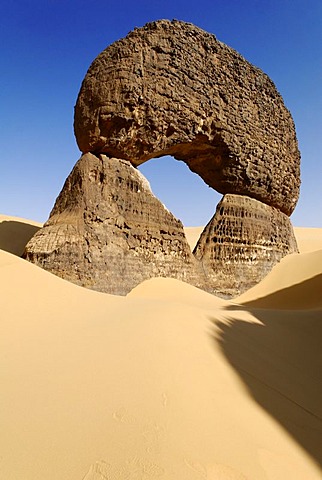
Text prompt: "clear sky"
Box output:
[[1, 0, 321, 227]]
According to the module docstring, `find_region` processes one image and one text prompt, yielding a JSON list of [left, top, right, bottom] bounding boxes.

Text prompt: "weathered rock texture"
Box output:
[[74, 19, 300, 216], [24, 154, 298, 297], [24, 153, 206, 295], [194, 194, 299, 297], [25, 20, 301, 297]]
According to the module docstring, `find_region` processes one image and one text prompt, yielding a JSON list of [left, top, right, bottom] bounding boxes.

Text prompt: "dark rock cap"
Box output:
[[74, 19, 300, 216]]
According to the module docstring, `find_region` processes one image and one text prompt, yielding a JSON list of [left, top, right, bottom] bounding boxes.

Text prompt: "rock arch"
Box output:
[[24, 20, 300, 296], [74, 19, 300, 216]]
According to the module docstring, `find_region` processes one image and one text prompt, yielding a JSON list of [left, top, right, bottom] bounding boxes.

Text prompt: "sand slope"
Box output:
[[236, 249, 322, 309], [294, 226, 322, 253], [0, 214, 42, 256], [0, 217, 321, 479]]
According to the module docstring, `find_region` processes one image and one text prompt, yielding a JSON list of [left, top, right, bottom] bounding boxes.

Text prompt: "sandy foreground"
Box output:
[[0, 216, 321, 479]]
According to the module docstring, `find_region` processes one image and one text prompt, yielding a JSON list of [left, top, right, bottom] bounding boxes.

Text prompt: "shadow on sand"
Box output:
[[0, 221, 40, 256], [214, 300, 322, 468], [238, 274, 322, 311]]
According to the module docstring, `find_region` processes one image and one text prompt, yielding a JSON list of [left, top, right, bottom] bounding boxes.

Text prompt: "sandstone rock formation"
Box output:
[[24, 153, 206, 295], [25, 19, 301, 297], [194, 194, 298, 297], [24, 153, 298, 296], [74, 19, 300, 216]]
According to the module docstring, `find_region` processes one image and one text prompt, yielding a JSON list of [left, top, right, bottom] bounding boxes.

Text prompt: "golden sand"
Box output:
[[0, 216, 321, 479]]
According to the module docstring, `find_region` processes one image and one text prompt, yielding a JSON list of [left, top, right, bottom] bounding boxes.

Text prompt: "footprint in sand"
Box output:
[[184, 458, 248, 479], [112, 406, 137, 425], [82, 460, 110, 480], [207, 463, 249, 480]]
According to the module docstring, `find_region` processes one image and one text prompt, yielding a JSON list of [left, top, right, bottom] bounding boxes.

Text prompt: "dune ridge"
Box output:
[[0, 214, 41, 256], [0, 215, 321, 479], [235, 249, 322, 309]]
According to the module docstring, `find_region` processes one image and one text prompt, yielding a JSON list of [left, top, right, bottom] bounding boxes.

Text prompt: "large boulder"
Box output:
[[193, 194, 299, 297], [24, 153, 206, 295], [74, 19, 300, 215]]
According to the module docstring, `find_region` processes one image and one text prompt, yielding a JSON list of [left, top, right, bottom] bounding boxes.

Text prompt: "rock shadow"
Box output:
[[214, 303, 322, 468], [0, 221, 40, 256], [238, 274, 322, 311]]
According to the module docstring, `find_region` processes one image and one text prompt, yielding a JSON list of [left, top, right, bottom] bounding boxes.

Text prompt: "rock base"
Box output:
[[24, 153, 205, 295], [194, 194, 299, 297], [24, 155, 298, 297]]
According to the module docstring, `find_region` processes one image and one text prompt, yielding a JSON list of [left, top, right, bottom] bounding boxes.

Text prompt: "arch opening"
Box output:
[[138, 155, 221, 227]]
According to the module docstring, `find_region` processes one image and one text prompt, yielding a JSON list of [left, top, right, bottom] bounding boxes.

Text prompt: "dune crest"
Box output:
[[0, 214, 41, 256], [236, 249, 322, 308]]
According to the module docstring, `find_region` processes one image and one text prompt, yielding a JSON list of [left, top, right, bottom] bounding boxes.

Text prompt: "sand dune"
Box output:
[[184, 226, 203, 251], [0, 214, 42, 256], [1, 216, 321, 479], [128, 276, 227, 309], [294, 226, 322, 253], [236, 249, 322, 309]]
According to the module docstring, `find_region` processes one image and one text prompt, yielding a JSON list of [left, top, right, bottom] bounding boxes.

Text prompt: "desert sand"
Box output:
[[0, 216, 321, 479]]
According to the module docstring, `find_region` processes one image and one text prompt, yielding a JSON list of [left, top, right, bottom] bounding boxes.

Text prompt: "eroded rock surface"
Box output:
[[24, 153, 205, 295], [24, 154, 298, 297], [194, 194, 299, 296], [25, 20, 301, 297], [74, 19, 300, 215]]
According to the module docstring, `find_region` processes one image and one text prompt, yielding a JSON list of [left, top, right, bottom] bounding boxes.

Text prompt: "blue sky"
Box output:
[[1, 0, 321, 227]]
